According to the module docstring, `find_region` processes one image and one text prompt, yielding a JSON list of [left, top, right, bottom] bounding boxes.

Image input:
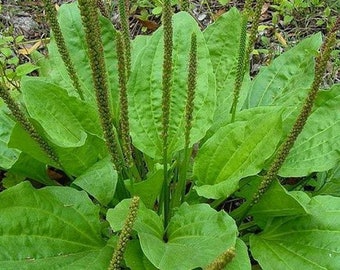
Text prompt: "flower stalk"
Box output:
[[244, 0, 265, 63], [43, 0, 84, 100], [108, 196, 140, 270], [172, 33, 197, 208], [116, 31, 133, 168], [161, 0, 173, 230], [230, 0, 265, 121], [204, 247, 236, 270], [78, 0, 123, 171], [230, 13, 247, 122], [180, 0, 189, 11], [96, 0, 109, 18]]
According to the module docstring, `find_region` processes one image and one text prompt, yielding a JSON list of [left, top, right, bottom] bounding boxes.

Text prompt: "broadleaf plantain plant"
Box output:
[[0, 0, 339, 269]]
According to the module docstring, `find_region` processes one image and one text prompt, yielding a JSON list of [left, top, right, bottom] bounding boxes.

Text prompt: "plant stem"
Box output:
[[172, 33, 197, 208], [230, 0, 265, 121], [116, 31, 134, 168], [78, 0, 124, 173], [161, 0, 173, 230]]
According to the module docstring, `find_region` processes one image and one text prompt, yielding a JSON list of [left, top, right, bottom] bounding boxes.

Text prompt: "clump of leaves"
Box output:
[[0, 0, 339, 269]]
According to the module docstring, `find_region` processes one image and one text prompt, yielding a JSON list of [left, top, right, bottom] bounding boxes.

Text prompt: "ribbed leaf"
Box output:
[[22, 78, 103, 138], [107, 201, 237, 270], [246, 33, 322, 108], [43, 3, 120, 118], [0, 182, 112, 269], [131, 35, 150, 67], [194, 111, 282, 199], [128, 12, 216, 159], [204, 7, 250, 121], [22, 78, 87, 148], [250, 195, 340, 270], [280, 84, 340, 176], [73, 156, 117, 205], [55, 135, 107, 176]]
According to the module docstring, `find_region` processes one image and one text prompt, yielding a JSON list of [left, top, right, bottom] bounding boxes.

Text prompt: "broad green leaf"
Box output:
[[280, 84, 340, 176], [124, 240, 158, 270], [246, 33, 322, 108], [22, 78, 103, 139], [9, 122, 106, 177], [45, 3, 120, 118], [21, 78, 87, 148], [194, 111, 282, 199], [0, 107, 20, 169], [249, 180, 308, 228], [250, 195, 340, 270], [107, 201, 237, 270], [128, 11, 216, 159], [125, 164, 163, 209], [73, 156, 117, 205], [231, 178, 309, 228], [0, 182, 112, 269], [228, 238, 251, 270], [204, 8, 250, 122]]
